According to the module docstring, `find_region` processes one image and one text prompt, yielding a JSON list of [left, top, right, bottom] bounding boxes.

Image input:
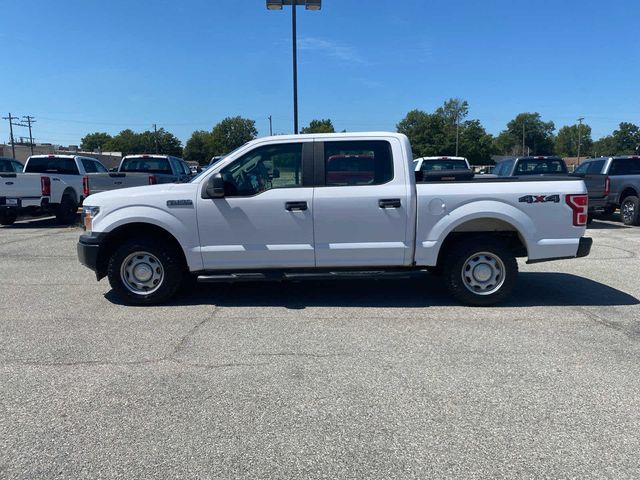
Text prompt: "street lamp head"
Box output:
[[266, 0, 283, 10]]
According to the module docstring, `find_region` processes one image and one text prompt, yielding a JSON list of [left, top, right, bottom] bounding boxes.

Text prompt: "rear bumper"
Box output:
[[576, 236, 593, 258]]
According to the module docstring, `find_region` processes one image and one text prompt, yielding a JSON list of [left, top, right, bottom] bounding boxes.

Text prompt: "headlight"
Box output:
[[82, 206, 100, 232]]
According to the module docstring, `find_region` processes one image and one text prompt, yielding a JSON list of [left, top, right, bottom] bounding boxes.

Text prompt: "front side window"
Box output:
[[325, 140, 393, 186], [93, 161, 108, 173], [220, 143, 303, 197], [11, 161, 23, 172], [81, 159, 98, 173]]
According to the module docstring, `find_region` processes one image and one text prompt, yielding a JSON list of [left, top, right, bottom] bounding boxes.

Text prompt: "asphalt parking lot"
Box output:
[[1, 217, 639, 479]]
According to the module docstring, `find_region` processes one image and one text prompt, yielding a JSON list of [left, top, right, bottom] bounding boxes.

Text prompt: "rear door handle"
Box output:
[[378, 198, 401, 209], [285, 201, 308, 211]]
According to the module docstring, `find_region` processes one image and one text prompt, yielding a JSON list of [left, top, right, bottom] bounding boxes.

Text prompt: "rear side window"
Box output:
[[515, 159, 567, 175], [120, 157, 172, 174], [11, 160, 23, 172], [25, 157, 79, 175], [324, 140, 393, 186], [609, 158, 640, 175], [93, 161, 108, 173]]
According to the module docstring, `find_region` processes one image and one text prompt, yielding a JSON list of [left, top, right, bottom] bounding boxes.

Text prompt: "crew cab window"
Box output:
[[220, 143, 303, 197], [25, 157, 79, 175], [324, 140, 393, 186], [575, 160, 605, 175], [121, 156, 172, 174], [494, 160, 513, 176], [81, 159, 98, 173], [515, 159, 567, 175], [93, 161, 108, 173], [610, 158, 640, 175]]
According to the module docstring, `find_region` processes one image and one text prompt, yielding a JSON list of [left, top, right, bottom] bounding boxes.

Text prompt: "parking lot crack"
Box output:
[[166, 307, 220, 361]]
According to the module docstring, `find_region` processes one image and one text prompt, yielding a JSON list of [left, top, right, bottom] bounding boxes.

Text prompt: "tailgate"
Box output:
[[583, 174, 608, 199], [0, 173, 43, 199], [86, 173, 152, 195]]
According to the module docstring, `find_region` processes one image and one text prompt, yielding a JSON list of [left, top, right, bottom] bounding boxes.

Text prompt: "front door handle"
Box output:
[[378, 198, 401, 209], [285, 201, 308, 211]]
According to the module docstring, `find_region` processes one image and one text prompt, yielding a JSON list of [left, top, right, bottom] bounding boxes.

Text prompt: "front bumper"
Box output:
[[77, 232, 107, 277], [576, 236, 593, 258]]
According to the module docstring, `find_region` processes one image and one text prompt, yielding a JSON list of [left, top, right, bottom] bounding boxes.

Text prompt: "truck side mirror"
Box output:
[[205, 173, 225, 198]]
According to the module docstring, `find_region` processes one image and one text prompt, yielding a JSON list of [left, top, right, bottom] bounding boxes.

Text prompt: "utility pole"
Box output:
[[22, 115, 36, 155], [2, 113, 18, 159], [576, 117, 584, 164], [522, 121, 526, 156], [153, 123, 159, 154], [268, 115, 273, 136], [455, 113, 460, 156]]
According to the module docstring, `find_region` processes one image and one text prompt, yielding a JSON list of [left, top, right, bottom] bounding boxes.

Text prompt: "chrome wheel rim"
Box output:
[[622, 200, 634, 222], [120, 251, 164, 295], [461, 251, 506, 296]]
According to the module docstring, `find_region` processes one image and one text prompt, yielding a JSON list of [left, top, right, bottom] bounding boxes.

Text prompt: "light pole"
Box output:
[[522, 121, 526, 156], [267, 0, 321, 135], [576, 117, 584, 163], [455, 112, 460, 156]]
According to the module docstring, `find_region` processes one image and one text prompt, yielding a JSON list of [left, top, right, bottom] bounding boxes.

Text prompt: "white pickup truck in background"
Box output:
[[0, 155, 159, 225], [77, 132, 592, 306]]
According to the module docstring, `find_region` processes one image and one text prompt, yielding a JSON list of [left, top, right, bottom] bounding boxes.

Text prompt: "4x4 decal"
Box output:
[[518, 194, 560, 204]]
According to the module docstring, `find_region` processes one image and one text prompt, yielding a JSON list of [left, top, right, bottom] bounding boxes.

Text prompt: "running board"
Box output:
[[197, 270, 414, 283]]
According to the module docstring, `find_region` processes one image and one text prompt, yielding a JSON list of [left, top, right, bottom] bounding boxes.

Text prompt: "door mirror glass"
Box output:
[[206, 173, 225, 198]]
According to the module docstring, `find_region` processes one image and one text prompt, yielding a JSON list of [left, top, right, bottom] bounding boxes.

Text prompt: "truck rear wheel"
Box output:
[[107, 238, 184, 305], [443, 237, 518, 306], [621, 196, 640, 226], [0, 210, 17, 226], [55, 194, 78, 225]]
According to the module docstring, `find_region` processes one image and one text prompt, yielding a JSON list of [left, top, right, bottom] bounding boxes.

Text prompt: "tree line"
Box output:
[[80, 102, 640, 165]]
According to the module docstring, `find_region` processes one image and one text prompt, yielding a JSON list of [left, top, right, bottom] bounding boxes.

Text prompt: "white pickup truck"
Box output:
[[0, 155, 157, 225], [77, 132, 592, 306]]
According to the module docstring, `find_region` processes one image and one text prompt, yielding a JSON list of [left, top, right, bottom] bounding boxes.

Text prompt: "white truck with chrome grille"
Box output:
[[77, 132, 592, 306]]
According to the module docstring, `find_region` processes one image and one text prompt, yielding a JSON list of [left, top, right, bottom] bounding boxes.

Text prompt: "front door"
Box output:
[[197, 141, 315, 270]]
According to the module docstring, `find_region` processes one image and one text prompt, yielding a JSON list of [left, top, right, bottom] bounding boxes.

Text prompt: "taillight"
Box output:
[[148, 175, 157, 185], [603, 176, 610, 197], [83, 175, 90, 197], [566, 194, 588, 226], [41, 176, 51, 196]]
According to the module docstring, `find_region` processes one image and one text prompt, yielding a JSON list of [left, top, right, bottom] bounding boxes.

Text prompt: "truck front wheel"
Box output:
[[443, 238, 518, 306], [107, 238, 184, 305]]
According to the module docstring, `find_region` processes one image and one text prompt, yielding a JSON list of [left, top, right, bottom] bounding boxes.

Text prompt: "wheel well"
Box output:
[[620, 188, 638, 204], [63, 187, 78, 203], [436, 221, 527, 267], [96, 223, 187, 280]]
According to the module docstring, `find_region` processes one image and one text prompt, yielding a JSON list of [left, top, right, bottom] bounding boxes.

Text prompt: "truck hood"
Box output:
[[84, 183, 197, 208]]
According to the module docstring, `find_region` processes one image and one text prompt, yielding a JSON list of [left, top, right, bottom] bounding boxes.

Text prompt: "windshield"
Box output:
[[190, 143, 249, 183], [421, 159, 468, 171], [120, 156, 171, 174]]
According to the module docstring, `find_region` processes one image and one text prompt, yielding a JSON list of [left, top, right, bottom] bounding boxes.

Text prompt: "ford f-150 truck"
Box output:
[[0, 154, 159, 225], [77, 133, 592, 306], [117, 154, 193, 184], [573, 156, 640, 225]]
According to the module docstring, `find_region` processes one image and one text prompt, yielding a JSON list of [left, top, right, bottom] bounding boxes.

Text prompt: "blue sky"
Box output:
[[1, 0, 638, 147]]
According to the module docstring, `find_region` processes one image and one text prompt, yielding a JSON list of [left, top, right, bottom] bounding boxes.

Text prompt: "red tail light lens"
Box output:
[[566, 194, 588, 226], [604, 176, 610, 197], [149, 175, 157, 185], [83, 175, 90, 197], [41, 176, 51, 196]]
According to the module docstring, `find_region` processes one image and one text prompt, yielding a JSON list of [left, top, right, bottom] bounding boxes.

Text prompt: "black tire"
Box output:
[[442, 237, 518, 307], [0, 210, 17, 226], [55, 194, 78, 225], [107, 237, 184, 305], [621, 196, 640, 226]]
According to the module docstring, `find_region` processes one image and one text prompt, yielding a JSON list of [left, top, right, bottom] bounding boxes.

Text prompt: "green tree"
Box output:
[[555, 123, 593, 157], [80, 132, 112, 152], [396, 109, 447, 158], [208, 116, 258, 156], [458, 120, 495, 165], [103, 128, 182, 156], [184, 130, 213, 165], [494, 113, 555, 156], [592, 136, 616, 157], [611, 122, 640, 154], [300, 119, 335, 133]]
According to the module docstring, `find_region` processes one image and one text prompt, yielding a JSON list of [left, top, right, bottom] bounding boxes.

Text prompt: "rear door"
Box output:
[[312, 138, 412, 267]]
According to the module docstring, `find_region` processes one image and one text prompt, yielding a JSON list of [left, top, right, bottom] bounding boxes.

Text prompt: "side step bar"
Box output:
[[197, 270, 415, 283]]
